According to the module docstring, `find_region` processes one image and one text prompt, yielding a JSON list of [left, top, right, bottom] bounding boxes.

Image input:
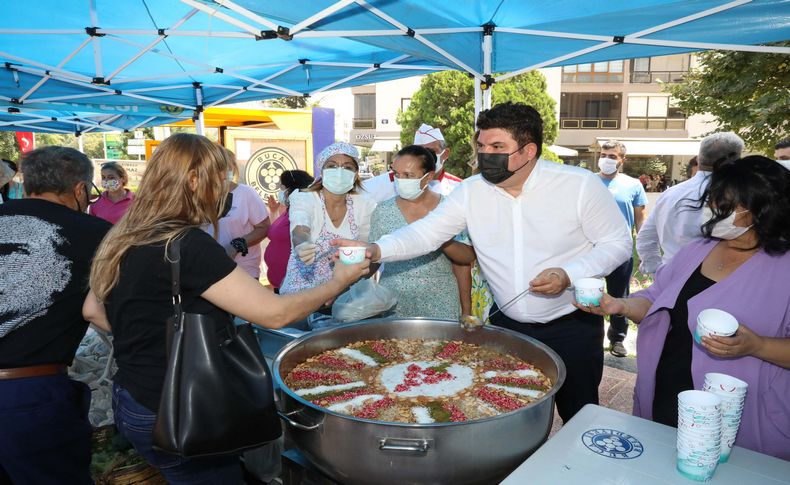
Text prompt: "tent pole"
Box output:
[[474, 77, 482, 123], [194, 83, 205, 136], [78, 134, 84, 153], [482, 25, 493, 110]]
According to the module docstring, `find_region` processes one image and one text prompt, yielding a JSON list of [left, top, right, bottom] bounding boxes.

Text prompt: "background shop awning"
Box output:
[[548, 145, 579, 157], [598, 138, 702, 156], [0, 1, 786, 132]]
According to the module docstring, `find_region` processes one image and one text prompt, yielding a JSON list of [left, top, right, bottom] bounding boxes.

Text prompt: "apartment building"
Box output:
[[556, 54, 714, 181]]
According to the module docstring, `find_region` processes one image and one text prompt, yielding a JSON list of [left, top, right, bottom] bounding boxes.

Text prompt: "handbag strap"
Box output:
[[167, 237, 183, 317]]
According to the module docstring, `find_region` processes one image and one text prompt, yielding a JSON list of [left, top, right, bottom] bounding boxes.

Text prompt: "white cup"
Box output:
[[695, 309, 738, 344], [703, 373, 748, 396], [337, 246, 367, 265], [574, 278, 605, 306]]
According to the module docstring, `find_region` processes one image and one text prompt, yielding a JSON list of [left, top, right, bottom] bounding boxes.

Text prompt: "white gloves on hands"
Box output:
[[295, 242, 318, 264]]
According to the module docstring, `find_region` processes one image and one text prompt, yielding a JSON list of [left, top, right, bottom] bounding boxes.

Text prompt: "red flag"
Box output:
[[15, 132, 34, 153]]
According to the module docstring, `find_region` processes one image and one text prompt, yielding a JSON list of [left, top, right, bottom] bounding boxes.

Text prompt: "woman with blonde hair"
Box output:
[[89, 161, 134, 224], [82, 133, 368, 482]]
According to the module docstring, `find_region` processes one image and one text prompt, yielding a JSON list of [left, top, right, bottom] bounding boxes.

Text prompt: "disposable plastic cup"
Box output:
[[695, 309, 738, 344], [574, 278, 604, 306], [703, 373, 748, 395], [679, 390, 722, 412], [338, 246, 367, 264]]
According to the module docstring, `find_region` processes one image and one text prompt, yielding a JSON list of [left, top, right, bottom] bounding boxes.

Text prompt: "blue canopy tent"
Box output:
[[0, 0, 787, 134]]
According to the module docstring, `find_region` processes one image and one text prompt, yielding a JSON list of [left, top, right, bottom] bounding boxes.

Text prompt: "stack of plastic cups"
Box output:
[[677, 390, 722, 481], [702, 373, 748, 463]]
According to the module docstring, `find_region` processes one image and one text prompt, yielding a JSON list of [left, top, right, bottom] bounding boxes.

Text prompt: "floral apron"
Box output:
[[280, 193, 358, 295]]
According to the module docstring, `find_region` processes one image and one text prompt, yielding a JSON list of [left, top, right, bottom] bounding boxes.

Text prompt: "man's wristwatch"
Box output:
[[230, 237, 248, 257]]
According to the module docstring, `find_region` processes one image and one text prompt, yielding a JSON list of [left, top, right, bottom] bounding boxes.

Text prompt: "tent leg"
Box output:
[[196, 111, 205, 136], [474, 77, 482, 123], [77, 134, 84, 153]]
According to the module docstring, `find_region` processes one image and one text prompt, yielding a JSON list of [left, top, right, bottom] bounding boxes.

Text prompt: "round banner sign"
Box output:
[[244, 147, 298, 200]]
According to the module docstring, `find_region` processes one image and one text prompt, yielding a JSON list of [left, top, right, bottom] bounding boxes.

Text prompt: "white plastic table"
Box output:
[[501, 404, 789, 484]]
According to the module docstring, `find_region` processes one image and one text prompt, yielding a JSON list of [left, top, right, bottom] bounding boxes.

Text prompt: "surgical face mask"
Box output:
[[277, 189, 288, 205], [477, 145, 528, 184], [433, 149, 446, 173], [227, 170, 235, 182], [322, 167, 356, 195], [101, 179, 121, 191], [394, 173, 428, 200], [777, 159, 790, 171], [702, 206, 752, 240], [598, 157, 619, 175]]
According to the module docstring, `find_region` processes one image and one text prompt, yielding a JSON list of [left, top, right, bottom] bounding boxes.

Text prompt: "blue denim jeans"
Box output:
[[112, 383, 242, 485], [0, 375, 92, 485]]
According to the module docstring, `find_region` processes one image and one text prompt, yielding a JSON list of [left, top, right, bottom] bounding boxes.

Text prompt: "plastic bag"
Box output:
[[332, 278, 398, 323]]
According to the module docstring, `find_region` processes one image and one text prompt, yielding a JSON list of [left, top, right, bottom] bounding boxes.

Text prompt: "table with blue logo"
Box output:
[[501, 404, 790, 484]]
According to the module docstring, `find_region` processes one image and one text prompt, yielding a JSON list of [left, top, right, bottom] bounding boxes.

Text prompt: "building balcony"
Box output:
[[352, 118, 375, 129], [560, 117, 620, 130], [627, 117, 686, 130], [629, 71, 687, 84]]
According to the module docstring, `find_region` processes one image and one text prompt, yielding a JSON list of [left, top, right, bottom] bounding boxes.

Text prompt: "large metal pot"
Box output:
[[273, 318, 566, 485]]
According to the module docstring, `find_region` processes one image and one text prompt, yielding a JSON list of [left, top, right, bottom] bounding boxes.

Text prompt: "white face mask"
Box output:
[[702, 206, 752, 240], [777, 159, 790, 171], [101, 179, 121, 191], [598, 157, 619, 175], [434, 149, 446, 173], [227, 170, 235, 182], [277, 189, 288, 205], [322, 168, 356, 195], [394, 173, 428, 200]]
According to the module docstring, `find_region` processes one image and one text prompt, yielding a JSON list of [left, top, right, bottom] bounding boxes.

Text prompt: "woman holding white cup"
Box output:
[[576, 156, 790, 460], [280, 142, 377, 326]]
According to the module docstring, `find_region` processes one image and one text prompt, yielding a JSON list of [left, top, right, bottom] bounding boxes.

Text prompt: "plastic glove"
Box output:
[[295, 242, 318, 264]]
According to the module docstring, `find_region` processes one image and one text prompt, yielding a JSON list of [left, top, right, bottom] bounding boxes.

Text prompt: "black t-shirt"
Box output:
[[0, 199, 111, 367], [107, 228, 236, 412], [652, 264, 716, 427]]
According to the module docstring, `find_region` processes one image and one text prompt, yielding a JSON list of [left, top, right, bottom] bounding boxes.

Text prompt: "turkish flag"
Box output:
[[15, 132, 34, 153]]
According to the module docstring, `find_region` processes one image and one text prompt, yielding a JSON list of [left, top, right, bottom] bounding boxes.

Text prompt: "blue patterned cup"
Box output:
[[574, 278, 604, 306]]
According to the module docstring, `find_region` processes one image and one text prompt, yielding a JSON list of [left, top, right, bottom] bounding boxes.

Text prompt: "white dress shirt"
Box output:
[[376, 160, 632, 323], [362, 170, 463, 202], [636, 170, 711, 274]]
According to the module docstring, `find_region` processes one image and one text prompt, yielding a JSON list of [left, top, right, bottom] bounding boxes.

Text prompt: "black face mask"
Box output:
[[477, 145, 530, 184], [220, 192, 233, 218]]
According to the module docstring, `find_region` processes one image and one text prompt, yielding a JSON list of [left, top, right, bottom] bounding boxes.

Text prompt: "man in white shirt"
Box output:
[[636, 132, 744, 274], [596, 140, 648, 358], [338, 103, 632, 422], [362, 123, 463, 202]]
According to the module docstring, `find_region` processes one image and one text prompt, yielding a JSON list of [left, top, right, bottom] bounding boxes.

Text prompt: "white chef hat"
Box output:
[[413, 123, 445, 145]]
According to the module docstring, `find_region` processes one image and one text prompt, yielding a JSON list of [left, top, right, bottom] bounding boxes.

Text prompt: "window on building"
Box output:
[[560, 93, 621, 129], [353, 93, 376, 129], [630, 55, 690, 83], [400, 98, 411, 112], [627, 95, 686, 130], [562, 60, 624, 83]]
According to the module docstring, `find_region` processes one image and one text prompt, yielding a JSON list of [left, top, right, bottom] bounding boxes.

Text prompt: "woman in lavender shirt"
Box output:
[[578, 156, 790, 460]]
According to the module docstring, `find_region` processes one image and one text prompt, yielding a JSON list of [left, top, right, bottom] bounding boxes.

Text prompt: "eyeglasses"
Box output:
[[88, 182, 102, 204]]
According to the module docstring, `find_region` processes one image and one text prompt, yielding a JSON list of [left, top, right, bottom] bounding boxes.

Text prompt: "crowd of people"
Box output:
[[0, 107, 788, 482]]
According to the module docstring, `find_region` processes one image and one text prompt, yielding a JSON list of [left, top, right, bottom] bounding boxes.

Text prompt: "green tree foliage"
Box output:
[[397, 71, 559, 178], [268, 96, 309, 109], [667, 42, 790, 153], [0, 132, 20, 161]]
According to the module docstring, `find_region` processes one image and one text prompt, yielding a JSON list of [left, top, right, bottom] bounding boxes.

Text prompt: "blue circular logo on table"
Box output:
[[581, 429, 644, 459]]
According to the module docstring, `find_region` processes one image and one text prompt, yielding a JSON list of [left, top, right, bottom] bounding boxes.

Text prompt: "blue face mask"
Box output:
[[322, 168, 356, 195]]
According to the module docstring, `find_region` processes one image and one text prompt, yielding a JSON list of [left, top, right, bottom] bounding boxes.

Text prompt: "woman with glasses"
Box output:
[[368, 145, 475, 319], [88, 161, 134, 224]]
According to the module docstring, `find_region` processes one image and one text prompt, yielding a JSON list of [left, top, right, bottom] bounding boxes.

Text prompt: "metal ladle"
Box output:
[[459, 287, 532, 331]]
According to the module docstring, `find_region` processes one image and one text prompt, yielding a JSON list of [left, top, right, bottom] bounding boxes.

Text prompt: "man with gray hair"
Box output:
[[637, 132, 744, 273], [0, 146, 110, 484]]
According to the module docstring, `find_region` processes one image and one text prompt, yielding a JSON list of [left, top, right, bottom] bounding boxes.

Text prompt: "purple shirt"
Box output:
[[632, 238, 790, 459], [89, 190, 134, 224]]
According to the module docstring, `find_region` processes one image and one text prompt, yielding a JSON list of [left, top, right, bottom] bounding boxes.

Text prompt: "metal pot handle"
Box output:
[[378, 438, 432, 453], [278, 410, 322, 431]]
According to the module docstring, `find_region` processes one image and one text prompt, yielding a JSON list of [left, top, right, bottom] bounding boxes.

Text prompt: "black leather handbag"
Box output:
[[152, 237, 281, 457]]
